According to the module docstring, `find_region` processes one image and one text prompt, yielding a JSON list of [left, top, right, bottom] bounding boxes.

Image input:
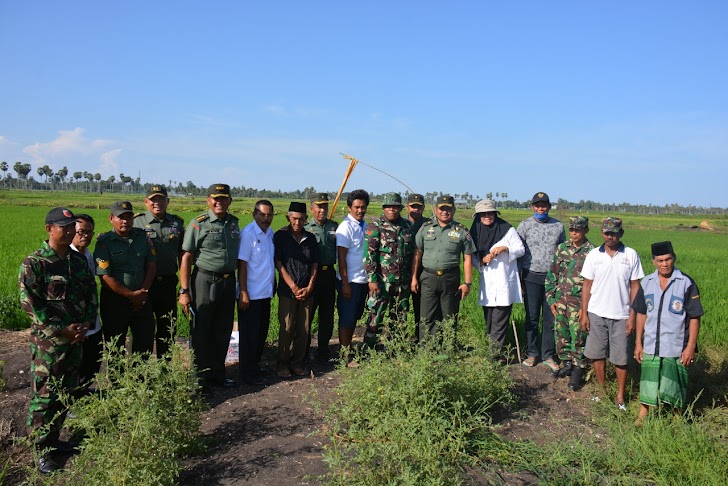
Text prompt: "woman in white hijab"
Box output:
[[469, 200, 524, 354]]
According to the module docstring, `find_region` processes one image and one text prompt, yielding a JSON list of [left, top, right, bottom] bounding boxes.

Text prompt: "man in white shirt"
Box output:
[[580, 217, 644, 410], [238, 200, 275, 386], [336, 189, 369, 361]]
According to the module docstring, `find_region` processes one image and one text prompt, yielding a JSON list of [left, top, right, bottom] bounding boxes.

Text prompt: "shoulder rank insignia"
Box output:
[[195, 214, 209, 222], [97, 259, 110, 270]]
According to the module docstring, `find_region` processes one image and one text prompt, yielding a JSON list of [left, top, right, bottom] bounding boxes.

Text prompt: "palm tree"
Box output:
[[1, 161, 8, 184]]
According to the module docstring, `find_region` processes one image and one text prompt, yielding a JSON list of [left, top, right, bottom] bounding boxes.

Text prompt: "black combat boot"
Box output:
[[568, 366, 584, 391], [557, 360, 574, 378]]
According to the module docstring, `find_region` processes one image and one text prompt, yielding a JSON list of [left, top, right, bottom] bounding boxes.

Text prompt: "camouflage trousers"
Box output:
[[27, 340, 82, 445], [364, 282, 410, 346], [553, 299, 587, 367]]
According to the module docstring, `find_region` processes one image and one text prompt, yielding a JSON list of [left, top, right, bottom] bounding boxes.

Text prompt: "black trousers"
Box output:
[[238, 298, 271, 377], [79, 330, 103, 385], [100, 288, 155, 355], [311, 266, 336, 357], [148, 275, 178, 358], [419, 270, 461, 339], [190, 268, 236, 383], [483, 305, 513, 352]]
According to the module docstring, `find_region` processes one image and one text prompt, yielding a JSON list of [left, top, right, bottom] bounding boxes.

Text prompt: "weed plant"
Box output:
[[44, 342, 204, 485], [323, 320, 514, 485]]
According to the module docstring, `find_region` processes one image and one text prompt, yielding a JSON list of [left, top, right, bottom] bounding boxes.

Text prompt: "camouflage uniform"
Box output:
[[19, 241, 97, 444], [363, 194, 415, 345], [545, 218, 594, 367]]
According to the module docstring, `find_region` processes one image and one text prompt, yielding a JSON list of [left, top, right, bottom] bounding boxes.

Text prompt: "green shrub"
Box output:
[[0, 293, 30, 330], [50, 342, 204, 485], [323, 320, 514, 485]]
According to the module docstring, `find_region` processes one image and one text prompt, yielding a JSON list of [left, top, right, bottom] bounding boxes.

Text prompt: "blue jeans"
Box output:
[[523, 280, 555, 361]]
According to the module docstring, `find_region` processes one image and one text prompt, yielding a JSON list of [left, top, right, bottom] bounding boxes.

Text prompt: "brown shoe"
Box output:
[[291, 367, 307, 377], [277, 369, 292, 378]]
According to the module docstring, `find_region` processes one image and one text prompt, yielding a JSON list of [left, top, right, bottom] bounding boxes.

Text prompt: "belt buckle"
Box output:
[[436, 269, 444, 276], [223, 273, 230, 279], [321, 265, 329, 271]]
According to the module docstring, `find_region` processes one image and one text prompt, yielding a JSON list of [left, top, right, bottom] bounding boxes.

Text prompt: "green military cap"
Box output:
[[407, 193, 425, 206], [208, 183, 231, 197], [310, 192, 329, 204], [602, 217, 623, 233], [382, 193, 403, 207], [436, 195, 455, 208], [146, 184, 168, 198], [568, 216, 589, 229], [110, 201, 134, 216]]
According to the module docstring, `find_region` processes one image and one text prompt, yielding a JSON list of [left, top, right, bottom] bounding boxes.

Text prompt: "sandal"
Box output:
[[541, 358, 559, 373], [521, 356, 537, 367]]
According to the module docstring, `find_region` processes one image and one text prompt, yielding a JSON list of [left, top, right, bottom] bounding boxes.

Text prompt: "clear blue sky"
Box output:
[[1, 1, 726, 207]]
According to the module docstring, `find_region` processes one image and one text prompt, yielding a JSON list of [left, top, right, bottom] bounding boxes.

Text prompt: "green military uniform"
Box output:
[[416, 197, 476, 339], [545, 217, 594, 369], [134, 202, 184, 358], [407, 193, 431, 340], [304, 192, 339, 360], [19, 210, 97, 450], [95, 202, 157, 355], [182, 195, 240, 384], [363, 193, 415, 345]]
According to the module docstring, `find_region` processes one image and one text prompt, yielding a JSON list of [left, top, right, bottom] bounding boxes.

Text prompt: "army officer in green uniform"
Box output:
[[133, 184, 185, 358], [95, 201, 157, 355], [304, 192, 339, 362], [179, 184, 240, 388], [411, 195, 476, 340]]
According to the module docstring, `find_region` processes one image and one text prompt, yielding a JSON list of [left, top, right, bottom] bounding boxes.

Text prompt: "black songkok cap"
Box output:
[[651, 241, 674, 257], [289, 201, 307, 213]]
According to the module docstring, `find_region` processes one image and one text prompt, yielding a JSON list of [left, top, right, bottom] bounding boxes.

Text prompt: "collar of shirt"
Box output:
[[145, 210, 167, 223], [206, 208, 228, 223], [253, 221, 273, 237], [598, 243, 625, 253]]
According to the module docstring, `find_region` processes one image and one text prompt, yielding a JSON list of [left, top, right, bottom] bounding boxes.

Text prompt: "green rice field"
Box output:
[[1, 190, 727, 351]]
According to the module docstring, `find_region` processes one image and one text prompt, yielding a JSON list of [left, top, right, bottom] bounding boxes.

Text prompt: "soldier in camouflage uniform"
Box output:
[[545, 216, 594, 390], [363, 193, 415, 347], [19, 207, 97, 473]]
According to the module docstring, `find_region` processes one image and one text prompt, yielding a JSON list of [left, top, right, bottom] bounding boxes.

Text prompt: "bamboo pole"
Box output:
[[329, 153, 359, 219]]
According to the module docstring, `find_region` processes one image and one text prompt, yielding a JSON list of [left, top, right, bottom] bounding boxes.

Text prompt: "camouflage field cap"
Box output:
[[110, 201, 134, 217], [569, 216, 589, 229], [146, 184, 168, 198], [436, 195, 455, 208], [310, 192, 329, 205], [208, 183, 231, 197], [407, 193, 425, 206], [602, 217, 623, 233], [46, 207, 77, 226], [382, 193, 403, 207]]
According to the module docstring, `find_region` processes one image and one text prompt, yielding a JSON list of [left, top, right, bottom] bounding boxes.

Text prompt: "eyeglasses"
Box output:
[[76, 230, 94, 237]]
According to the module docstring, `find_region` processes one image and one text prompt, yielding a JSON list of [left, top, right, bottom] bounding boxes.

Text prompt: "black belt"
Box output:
[[423, 267, 459, 276], [196, 268, 233, 279], [155, 274, 178, 282]]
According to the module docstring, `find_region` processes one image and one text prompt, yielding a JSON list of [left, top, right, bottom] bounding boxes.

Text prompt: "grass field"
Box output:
[[1, 190, 727, 349]]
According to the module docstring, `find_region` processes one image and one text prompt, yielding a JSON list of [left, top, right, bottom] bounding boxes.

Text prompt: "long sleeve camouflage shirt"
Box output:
[[19, 241, 98, 345], [363, 215, 415, 284], [545, 239, 595, 306]]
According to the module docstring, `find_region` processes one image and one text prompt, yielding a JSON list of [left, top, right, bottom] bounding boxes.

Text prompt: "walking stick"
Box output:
[[511, 319, 522, 364]]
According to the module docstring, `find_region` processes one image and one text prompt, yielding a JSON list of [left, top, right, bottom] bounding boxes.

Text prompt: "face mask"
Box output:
[[534, 212, 549, 221]]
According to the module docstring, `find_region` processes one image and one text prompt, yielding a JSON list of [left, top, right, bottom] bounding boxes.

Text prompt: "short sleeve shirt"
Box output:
[[94, 228, 157, 291], [304, 218, 338, 266], [133, 211, 184, 277], [182, 210, 240, 274], [580, 244, 644, 320], [237, 221, 275, 300], [336, 214, 367, 284], [415, 220, 476, 270]]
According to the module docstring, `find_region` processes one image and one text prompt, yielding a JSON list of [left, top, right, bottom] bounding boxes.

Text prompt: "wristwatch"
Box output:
[[179, 288, 189, 295], [464, 282, 472, 288]]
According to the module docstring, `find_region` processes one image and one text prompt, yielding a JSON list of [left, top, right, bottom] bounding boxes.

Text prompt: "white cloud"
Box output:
[[0, 135, 8, 145], [20, 127, 121, 173]]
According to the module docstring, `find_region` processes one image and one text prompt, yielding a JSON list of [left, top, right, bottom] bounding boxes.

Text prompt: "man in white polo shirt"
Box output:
[[238, 200, 275, 386], [580, 217, 644, 410], [336, 189, 369, 362]]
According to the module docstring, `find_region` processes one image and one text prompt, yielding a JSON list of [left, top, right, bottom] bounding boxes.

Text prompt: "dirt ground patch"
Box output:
[[1, 329, 599, 484]]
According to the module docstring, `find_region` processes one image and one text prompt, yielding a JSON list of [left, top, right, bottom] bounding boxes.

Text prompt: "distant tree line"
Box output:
[[1, 160, 726, 214]]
